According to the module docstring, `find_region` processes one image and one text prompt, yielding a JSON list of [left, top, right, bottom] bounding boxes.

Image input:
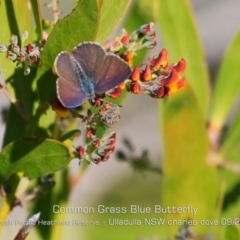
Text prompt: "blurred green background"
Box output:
[[1, 0, 240, 239]]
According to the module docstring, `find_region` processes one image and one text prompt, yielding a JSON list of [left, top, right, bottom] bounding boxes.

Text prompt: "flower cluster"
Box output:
[[51, 97, 118, 164], [52, 97, 121, 128], [104, 22, 186, 98], [126, 49, 186, 98], [105, 22, 156, 66], [0, 31, 41, 75], [76, 131, 116, 164], [175, 226, 195, 240]]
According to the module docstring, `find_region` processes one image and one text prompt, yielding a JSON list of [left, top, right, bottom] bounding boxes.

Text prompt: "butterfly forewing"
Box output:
[[95, 53, 132, 93], [55, 51, 88, 108], [54, 52, 79, 86], [72, 42, 106, 79]]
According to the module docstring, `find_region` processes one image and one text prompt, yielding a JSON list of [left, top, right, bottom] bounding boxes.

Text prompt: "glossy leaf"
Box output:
[[30, 0, 43, 41], [37, 0, 101, 104], [160, 87, 218, 237], [218, 111, 240, 217], [220, 109, 240, 158], [209, 32, 240, 129], [59, 129, 81, 142], [95, 0, 131, 44], [224, 225, 240, 240], [158, 0, 210, 118], [0, 137, 73, 183]]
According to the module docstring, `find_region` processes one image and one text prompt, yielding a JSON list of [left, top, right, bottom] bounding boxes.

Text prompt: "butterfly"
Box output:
[[54, 41, 132, 108]]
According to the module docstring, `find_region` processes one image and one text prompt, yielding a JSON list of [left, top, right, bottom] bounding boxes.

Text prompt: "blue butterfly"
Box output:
[[54, 42, 132, 108]]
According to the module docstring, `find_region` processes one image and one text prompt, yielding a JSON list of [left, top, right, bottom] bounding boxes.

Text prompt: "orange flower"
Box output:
[[151, 48, 168, 70], [140, 65, 152, 82], [174, 58, 186, 72], [161, 68, 179, 87], [130, 82, 141, 94], [130, 66, 140, 81]]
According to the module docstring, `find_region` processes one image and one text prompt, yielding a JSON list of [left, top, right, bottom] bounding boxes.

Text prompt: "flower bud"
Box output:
[[78, 146, 85, 155], [150, 86, 165, 98], [174, 58, 186, 72], [10, 35, 18, 45], [130, 30, 139, 41], [161, 68, 179, 87], [86, 128, 95, 138], [89, 96, 104, 107], [177, 77, 186, 89], [11, 44, 20, 53], [26, 43, 34, 54], [142, 40, 156, 49], [120, 29, 129, 44], [0, 44, 7, 53], [140, 65, 152, 82], [106, 86, 122, 99], [6, 51, 17, 61], [139, 22, 154, 35], [92, 153, 101, 164], [151, 48, 168, 70], [130, 82, 141, 94], [93, 139, 101, 148], [130, 66, 140, 81], [21, 30, 29, 42], [18, 52, 26, 62], [144, 31, 156, 41], [121, 52, 134, 66], [24, 68, 31, 76]]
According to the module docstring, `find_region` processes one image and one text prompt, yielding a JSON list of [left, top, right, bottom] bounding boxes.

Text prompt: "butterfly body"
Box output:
[[70, 56, 95, 97], [54, 42, 132, 108]]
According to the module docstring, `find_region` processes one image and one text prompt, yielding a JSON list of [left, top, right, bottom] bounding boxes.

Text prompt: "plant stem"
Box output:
[[0, 83, 30, 123], [52, 0, 59, 24], [0, 173, 23, 234]]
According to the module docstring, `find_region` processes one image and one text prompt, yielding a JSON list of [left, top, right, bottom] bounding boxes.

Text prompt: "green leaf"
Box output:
[[59, 129, 81, 142], [218, 112, 240, 218], [220, 110, 240, 159], [0, 137, 73, 183], [208, 33, 240, 218], [30, 0, 43, 41], [209, 32, 240, 129], [95, 0, 131, 44], [157, 0, 210, 119], [37, 0, 101, 104], [225, 225, 240, 240], [160, 87, 218, 237]]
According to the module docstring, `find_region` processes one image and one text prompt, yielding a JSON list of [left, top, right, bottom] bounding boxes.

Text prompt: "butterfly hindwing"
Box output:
[[57, 78, 88, 108], [95, 52, 132, 94]]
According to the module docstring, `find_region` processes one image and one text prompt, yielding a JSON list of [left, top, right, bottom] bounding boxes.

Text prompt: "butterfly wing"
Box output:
[[72, 42, 106, 79], [94, 52, 132, 94], [54, 51, 88, 108]]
